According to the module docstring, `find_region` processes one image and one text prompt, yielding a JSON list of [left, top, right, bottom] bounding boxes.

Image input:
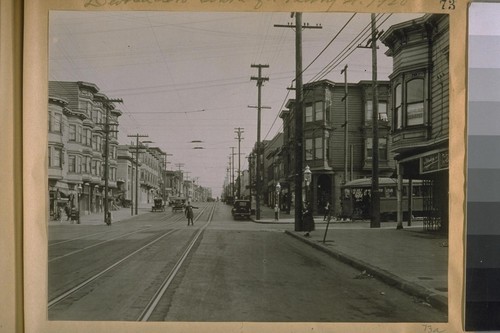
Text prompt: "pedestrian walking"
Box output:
[[323, 202, 330, 221], [57, 206, 63, 222], [274, 204, 279, 221], [185, 202, 198, 226], [64, 204, 71, 221]]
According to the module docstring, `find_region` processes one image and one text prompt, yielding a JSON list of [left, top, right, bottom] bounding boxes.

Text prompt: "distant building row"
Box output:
[[47, 81, 208, 219]]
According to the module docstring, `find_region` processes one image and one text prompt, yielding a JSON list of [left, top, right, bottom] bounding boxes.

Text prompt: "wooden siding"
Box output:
[[429, 16, 450, 140], [393, 43, 429, 72], [329, 85, 363, 171]]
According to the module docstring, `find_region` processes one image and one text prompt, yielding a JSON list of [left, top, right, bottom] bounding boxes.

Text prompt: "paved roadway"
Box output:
[[48, 202, 446, 322]]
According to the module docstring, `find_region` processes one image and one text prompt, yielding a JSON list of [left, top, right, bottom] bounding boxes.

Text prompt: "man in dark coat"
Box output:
[[185, 202, 198, 226]]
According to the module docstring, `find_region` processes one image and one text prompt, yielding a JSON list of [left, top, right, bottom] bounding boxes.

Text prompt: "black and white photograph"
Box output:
[[45, 10, 451, 324]]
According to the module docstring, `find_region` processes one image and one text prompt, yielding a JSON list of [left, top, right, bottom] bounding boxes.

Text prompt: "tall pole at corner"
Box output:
[[370, 13, 381, 228], [342, 65, 349, 184], [128, 133, 148, 216], [275, 13, 321, 231], [250, 64, 269, 221], [235, 127, 244, 199], [294, 12, 304, 232]]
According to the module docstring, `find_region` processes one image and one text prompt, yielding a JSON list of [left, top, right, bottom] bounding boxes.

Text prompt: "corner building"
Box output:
[[380, 14, 449, 232], [48, 81, 122, 218], [281, 79, 394, 217]]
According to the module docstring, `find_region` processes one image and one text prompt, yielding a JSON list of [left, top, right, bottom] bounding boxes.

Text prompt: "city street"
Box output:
[[48, 202, 447, 322]]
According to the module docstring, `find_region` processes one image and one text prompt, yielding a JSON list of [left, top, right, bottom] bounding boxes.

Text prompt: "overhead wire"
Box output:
[[262, 13, 393, 142], [263, 13, 359, 141]]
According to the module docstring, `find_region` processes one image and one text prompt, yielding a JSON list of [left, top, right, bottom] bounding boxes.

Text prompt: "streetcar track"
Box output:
[[48, 213, 188, 262], [48, 204, 213, 309], [138, 203, 216, 321], [48, 211, 181, 247]]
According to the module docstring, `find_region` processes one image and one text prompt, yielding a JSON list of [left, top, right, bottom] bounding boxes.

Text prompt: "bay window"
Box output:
[[365, 101, 388, 122], [394, 84, 403, 129], [305, 101, 325, 122], [69, 124, 76, 141], [49, 112, 62, 133], [68, 155, 76, 172], [406, 79, 425, 126], [315, 137, 323, 159], [314, 101, 323, 121], [305, 139, 313, 160], [366, 138, 388, 161], [305, 104, 313, 122], [392, 74, 426, 130], [49, 147, 63, 168]]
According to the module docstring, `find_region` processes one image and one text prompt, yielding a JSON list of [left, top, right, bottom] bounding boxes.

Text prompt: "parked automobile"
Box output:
[[231, 200, 251, 220]]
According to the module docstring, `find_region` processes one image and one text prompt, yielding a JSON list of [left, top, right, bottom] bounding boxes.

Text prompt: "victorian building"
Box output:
[[48, 81, 122, 218], [380, 14, 449, 232], [280, 79, 394, 216]]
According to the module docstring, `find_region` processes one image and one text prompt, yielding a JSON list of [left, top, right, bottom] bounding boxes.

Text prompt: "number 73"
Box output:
[[440, 0, 456, 10]]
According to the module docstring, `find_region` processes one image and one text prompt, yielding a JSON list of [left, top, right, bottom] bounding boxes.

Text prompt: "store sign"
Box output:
[[420, 150, 448, 174]]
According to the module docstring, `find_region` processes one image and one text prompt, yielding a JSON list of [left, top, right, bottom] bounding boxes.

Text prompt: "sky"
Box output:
[[49, 11, 422, 197]]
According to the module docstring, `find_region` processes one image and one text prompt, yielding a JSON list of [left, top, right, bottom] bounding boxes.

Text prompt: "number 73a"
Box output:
[[441, 0, 456, 10]]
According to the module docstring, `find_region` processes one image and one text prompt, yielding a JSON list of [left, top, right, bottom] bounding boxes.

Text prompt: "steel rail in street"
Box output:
[[48, 210, 179, 247], [48, 213, 187, 262], [138, 203, 217, 321], [48, 205, 211, 309]]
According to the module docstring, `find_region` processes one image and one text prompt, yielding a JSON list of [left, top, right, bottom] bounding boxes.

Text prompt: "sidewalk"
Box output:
[[253, 205, 448, 312], [48, 204, 151, 226]]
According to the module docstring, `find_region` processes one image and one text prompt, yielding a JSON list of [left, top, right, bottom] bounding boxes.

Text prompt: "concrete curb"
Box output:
[[284, 230, 448, 313]]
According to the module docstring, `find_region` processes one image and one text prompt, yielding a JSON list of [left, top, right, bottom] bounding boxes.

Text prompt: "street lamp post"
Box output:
[[304, 165, 311, 206], [303, 166, 312, 235]]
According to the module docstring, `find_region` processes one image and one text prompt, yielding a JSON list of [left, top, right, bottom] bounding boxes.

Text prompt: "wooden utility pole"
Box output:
[[248, 153, 254, 208], [230, 147, 236, 200], [370, 13, 381, 228], [128, 134, 148, 215], [250, 64, 270, 221], [234, 127, 244, 199], [341, 65, 349, 184], [275, 13, 321, 231], [96, 97, 122, 225]]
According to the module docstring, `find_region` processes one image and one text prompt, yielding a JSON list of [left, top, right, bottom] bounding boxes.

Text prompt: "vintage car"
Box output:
[[171, 197, 186, 213], [231, 200, 251, 220], [151, 198, 165, 212]]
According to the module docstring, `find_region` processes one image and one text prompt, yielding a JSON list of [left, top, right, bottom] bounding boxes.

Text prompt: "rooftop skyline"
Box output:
[[49, 11, 422, 196]]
